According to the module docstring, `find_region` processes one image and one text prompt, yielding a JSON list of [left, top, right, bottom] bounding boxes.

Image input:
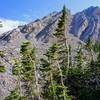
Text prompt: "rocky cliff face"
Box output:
[[0, 6, 100, 99], [70, 6, 100, 42]]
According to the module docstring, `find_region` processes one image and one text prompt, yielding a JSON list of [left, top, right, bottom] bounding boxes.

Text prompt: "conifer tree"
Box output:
[[54, 5, 70, 76], [10, 41, 40, 100], [20, 41, 40, 99], [4, 88, 21, 100], [93, 42, 100, 53], [12, 59, 23, 99], [40, 43, 70, 100], [75, 46, 84, 69], [85, 38, 94, 60], [78, 50, 100, 100], [40, 44, 59, 99], [53, 5, 71, 100]]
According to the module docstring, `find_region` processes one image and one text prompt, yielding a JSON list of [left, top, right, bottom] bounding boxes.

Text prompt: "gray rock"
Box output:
[[70, 6, 100, 42]]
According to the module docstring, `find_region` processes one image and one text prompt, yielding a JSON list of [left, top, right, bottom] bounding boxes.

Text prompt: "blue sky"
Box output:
[[0, 0, 100, 22]]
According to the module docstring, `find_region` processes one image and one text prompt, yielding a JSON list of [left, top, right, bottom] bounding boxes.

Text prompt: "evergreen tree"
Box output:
[[12, 59, 23, 99], [54, 5, 70, 76], [68, 46, 86, 98], [40, 5, 71, 99], [77, 42, 100, 100], [20, 41, 40, 99], [85, 38, 94, 60], [6, 41, 40, 100], [4, 88, 22, 100], [40, 43, 70, 100], [93, 42, 100, 53], [53, 5, 71, 100], [75, 47, 84, 68], [40, 44, 59, 99]]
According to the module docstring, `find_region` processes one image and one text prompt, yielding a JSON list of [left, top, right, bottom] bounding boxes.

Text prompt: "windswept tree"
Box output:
[[40, 5, 71, 100], [53, 5, 70, 76], [40, 43, 70, 100], [12, 58, 23, 99], [85, 38, 94, 61], [6, 41, 40, 100], [75, 46, 84, 69], [40, 44, 59, 99], [20, 41, 40, 99], [53, 5, 71, 100]]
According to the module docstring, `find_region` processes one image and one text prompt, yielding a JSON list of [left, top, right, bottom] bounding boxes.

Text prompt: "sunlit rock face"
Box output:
[[70, 6, 100, 42]]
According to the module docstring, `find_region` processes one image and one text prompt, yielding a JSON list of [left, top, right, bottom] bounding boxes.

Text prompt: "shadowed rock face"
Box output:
[[0, 6, 100, 99], [70, 6, 100, 42]]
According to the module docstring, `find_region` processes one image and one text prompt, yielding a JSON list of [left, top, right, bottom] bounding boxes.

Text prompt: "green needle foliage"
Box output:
[[53, 5, 71, 100], [13, 59, 22, 75], [4, 88, 21, 100], [75, 46, 84, 68], [6, 41, 40, 100], [0, 50, 4, 57], [93, 42, 100, 53], [0, 65, 6, 73], [0, 62, 6, 73], [40, 43, 70, 100], [0, 51, 6, 73], [40, 5, 71, 100], [78, 53, 100, 100], [85, 38, 94, 60], [53, 5, 70, 76], [40, 44, 59, 99], [0, 21, 3, 27], [68, 41, 100, 99], [20, 41, 40, 99]]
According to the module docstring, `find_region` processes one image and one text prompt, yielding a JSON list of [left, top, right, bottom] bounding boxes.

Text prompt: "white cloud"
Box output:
[[0, 18, 26, 35], [23, 14, 30, 19]]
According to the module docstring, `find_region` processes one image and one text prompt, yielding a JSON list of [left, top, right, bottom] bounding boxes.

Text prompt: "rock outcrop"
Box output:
[[70, 6, 100, 42]]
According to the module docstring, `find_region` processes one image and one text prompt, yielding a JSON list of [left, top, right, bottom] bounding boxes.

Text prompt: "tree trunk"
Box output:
[[56, 60, 66, 100]]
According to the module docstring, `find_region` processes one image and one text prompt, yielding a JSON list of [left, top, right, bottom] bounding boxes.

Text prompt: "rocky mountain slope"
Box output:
[[70, 6, 100, 42], [0, 6, 100, 99]]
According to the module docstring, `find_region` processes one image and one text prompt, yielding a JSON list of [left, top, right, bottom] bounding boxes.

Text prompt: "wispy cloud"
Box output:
[[22, 14, 33, 22], [0, 18, 26, 34]]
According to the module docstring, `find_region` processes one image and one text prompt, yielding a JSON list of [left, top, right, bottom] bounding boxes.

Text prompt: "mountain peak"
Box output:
[[70, 6, 100, 42], [83, 6, 100, 16]]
